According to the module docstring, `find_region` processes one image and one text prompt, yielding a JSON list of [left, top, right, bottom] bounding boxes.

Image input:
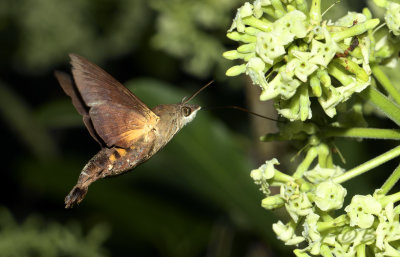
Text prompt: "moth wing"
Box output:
[[89, 104, 155, 148], [69, 54, 159, 148], [54, 71, 104, 146]]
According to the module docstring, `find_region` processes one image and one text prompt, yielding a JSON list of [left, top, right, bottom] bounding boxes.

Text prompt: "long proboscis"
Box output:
[[182, 80, 214, 104], [205, 105, 284, 123]]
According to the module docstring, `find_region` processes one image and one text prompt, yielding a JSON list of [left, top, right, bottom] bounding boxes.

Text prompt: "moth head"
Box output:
[[179, 104, 201, 126]]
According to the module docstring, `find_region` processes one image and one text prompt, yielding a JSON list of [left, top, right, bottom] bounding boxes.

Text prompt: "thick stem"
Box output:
[[320, 245, 334, 257], [356, 244, 366, 257], [331, 19, 379, 42], [380, 191, 400, 206], [372, 65, 400, 105], [381, 163, 400, 195], [321, 128, 400, 140], [333, 145, 400, 184], [274, 169, 295, 183], [260, 133, 307, 142], [317, 215, 347, 232], [293, 146, 318, 178], [359, 87, 400, 126], [309, 0, 321, 25]]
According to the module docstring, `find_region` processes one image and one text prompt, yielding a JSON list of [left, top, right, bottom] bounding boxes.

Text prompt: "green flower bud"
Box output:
[[345, 195, 382, 228], [226, 64, 246, 76], [314, 180, 347, 211], [262, 194, 285, 210]]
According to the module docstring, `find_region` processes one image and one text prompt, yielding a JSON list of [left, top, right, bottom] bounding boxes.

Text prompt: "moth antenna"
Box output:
[[182, 80, 214, 104], [205, 105, 284, 123], [322, 1, 340, 17]]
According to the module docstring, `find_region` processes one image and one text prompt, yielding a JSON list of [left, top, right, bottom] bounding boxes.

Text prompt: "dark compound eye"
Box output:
[[182, 106, 191, 117]]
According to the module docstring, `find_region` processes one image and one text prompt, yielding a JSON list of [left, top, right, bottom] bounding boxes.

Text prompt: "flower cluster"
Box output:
[[225, 1, 400, 256], [373, 0, 400, 36], [223, 0, 385, 121], [250, 154, 400, 256]]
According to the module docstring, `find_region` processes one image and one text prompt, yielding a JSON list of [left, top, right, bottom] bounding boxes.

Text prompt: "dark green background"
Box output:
[[1, 0, 395, 256]]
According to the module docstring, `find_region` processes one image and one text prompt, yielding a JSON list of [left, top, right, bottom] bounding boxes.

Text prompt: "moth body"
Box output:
[[65, 103, 200, 208]]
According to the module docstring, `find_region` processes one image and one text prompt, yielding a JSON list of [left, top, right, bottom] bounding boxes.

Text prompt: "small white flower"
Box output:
[[345, 195, 382, 228], [304, 164, 344, 184], [303, 213, 321, 242], [376, 202, 400, 250], [229, 2, 254, 32], [256, 31, 287, 64], [286, 50, 318, 82], [250, 158, 279, 195], [285, 192, 313, 222], [314, 180, 347, 211], [246, 57, 269, 89]]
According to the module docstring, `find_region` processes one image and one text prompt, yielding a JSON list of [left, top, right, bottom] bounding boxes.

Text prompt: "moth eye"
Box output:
[[182, 107, 191, 117]]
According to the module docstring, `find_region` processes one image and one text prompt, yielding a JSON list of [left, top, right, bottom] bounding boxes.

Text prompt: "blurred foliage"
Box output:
[[150, 0, 244, 78], [0, 80, 58, 160], [0, 207, 109, 257], [0, 0, 149, 73]]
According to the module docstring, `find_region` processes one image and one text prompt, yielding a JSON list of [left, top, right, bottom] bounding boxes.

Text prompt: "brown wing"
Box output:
[[68, 54, 159, 148], [54, 71, 104, 146]]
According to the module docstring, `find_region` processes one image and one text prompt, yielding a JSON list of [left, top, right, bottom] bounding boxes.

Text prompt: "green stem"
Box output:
[[331, 19, 379, 42], [317, 215, 347, 232], [320, 244, 334, 257], [293, 146, 318, 178], [309, 0, 321, 24], [381, 163, 400, 195], [260, 132, 307, 142], [333, 145, 400, 184], [322, 128, 400, 140], [271, 0, 286, 17], [380, 191, 400, 206], [318, 143, 332, 168], [359, 87, 400, 126], [274, 169, 294, 183], [356, 244, 366, 257], [372, 64, 400, 105]]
